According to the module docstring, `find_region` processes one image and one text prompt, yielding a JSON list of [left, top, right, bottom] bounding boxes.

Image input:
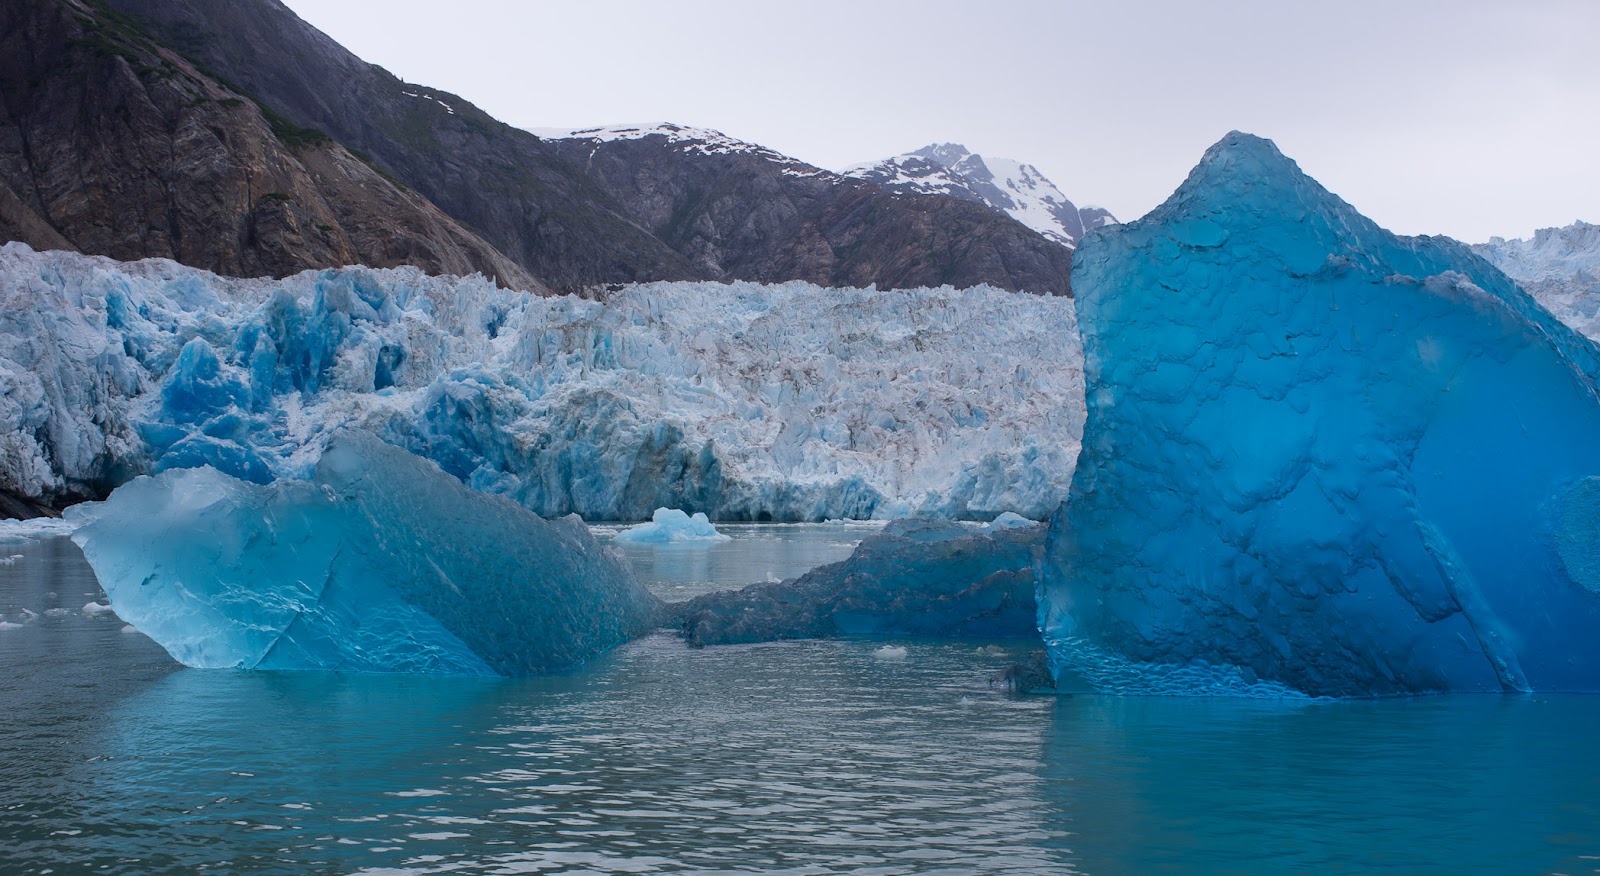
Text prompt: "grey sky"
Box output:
[[280, 0, 1599, 242]]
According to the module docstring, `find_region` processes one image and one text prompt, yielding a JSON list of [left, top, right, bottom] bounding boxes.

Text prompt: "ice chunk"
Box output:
[[984, 511, 1035, 532], [612, 508, 731, 544], [872, 645, 908, 661], [81, 602, 114, 616], [1042, 133, 1600, 697], [0, 518, 78, 542], [67, 431, 661, 675], [679, 518, 1044, 646]]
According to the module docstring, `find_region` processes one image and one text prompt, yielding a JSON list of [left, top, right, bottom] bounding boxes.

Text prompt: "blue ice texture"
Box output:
[[679, 518, 1043, 646], [0, 247, 1084, 522], [612, 507, 731, 544], [1041, 133, 1600, 697], [66, 431, 661, 676]]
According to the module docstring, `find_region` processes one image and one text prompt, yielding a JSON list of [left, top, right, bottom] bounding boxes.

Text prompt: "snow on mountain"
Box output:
[[844, 144, 1115, 247], [1475, 222, 1600, 340], [534, 123, 836, 179], [0, 244, 1084, 521]]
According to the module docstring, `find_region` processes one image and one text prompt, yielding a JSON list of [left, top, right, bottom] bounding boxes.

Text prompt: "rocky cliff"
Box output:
[[0, 0, 541, 289], [99, 0, 1075, 295]]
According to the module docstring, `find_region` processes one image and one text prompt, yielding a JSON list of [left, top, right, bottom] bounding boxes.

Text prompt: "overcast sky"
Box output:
[[280, 0, 1599, 242]]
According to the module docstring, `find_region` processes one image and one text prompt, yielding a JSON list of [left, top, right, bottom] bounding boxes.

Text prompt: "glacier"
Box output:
[[0, 244, 1083, 521], [1041, 132, 1600, 698], [678, 518, 1042, 646], [1476, 221, 1600, 341], [66, 431, 660, 675]]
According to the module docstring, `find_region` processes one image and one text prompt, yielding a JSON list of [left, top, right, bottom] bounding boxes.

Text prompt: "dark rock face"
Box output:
[[847, 143, 1117, 251], [546, 129, 1074, 295], [0, 0, 540, 289], [99, 0, 705, 293], [98, 0, 1074, 295]]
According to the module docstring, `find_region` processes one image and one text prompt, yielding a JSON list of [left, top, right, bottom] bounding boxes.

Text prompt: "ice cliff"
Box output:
[[679, 519, 1042, 646], [1041, 133, 1600, 697], [0, 244, 1083, 520], [67, 431, 661, 675], [1476, 221, 1600, 340]]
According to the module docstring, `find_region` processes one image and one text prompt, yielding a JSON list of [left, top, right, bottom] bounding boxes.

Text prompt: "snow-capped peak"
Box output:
[[532, 122, 835, 179], [843, 143, 1114, 248]]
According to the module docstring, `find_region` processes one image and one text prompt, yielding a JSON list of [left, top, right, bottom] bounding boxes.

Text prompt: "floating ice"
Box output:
[[983, 511, 1035, 532], [679, 518, 1043, 646], [68, 431, 661, 675], [872, 645, 908, 661], [1041, 133, 1600, 697], [81, 602, 114, 616], [612, 508, 731, 544], [0, 244, 1083, 521], [0, 518, 78, 542]]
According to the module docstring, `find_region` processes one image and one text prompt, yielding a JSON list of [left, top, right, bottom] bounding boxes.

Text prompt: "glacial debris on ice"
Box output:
[[1040, 132, 1600, 697]]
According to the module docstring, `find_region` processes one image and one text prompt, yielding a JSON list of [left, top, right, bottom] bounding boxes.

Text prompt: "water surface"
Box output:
[[2, 530, 1597, 875]]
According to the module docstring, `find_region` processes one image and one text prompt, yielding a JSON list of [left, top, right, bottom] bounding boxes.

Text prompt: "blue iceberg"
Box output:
[[67, 431, 661, 675], [679, 518, 1042, 646], [613, 507, 732, 544], [1041, 133, 1600, 697]]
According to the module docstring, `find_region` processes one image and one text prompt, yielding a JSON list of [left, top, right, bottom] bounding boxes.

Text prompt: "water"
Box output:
[[2, 529, 1599, 875]]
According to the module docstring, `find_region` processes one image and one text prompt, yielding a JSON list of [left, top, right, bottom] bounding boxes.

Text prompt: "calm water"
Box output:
[[2, 528, 1598, 875]]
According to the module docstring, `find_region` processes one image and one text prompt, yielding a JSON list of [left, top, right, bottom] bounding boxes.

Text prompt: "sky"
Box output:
[[280, 0, 1600, 242]]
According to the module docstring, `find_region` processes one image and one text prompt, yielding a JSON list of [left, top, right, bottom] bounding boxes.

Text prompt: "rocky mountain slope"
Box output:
[[845, 144, 1115, 248], [538, 124, 1073, 295], [1475, 221, 1600, 339], [96, 0, 1074, 295], [0, 0, 540, 289]]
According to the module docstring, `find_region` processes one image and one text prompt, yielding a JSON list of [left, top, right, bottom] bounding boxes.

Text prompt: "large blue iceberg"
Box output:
[[1041, 133, 1600, 697], [679, 519, 1042, 646], [66, 432, 661, 675]]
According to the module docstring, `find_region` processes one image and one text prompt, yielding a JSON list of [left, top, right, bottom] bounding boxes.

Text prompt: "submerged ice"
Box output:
[[0, 244, 1083, 521], [67, 432, 660, 675], [1042, 133, 1600, 697]]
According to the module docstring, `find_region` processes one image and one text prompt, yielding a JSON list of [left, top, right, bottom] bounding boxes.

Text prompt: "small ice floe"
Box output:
[[983, 511, 1037, 533], [612, 508, 731, 545], [0, 554, 23, 565], [82, 601, 115, 616], [0, 621, 22, 631], [45, 608, 69, 618], [0, 518, 78, 542], [121, 624, 138, 634], [872, 645, 908, 661]]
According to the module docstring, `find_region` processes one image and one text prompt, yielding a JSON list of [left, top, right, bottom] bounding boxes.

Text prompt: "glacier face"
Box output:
[[1476, 221, 1600, 341], [0, 243, 1083, 520], [1042, 133, 1600, 698], [67, 431, 661, 675]]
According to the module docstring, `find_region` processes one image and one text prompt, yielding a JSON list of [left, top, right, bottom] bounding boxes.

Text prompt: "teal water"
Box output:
[[1, 529, 1598, 875]]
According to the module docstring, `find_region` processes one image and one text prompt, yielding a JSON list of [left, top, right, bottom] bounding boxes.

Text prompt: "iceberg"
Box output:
[[679, 518, 1043, 646], [67, 431, 661, 675], [1041, 133, 1600, 697], [612, 507, 731, 544], [0, 244, 1084, 521]]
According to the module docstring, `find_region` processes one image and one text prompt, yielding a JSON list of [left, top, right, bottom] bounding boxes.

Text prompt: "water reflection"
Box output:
[[1042, 695, 1600, 875]]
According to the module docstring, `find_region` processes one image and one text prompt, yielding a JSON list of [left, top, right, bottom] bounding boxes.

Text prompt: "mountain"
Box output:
[[96, 0, 1073, 295], [0, 0, 541, 289], [844, 144, 1115, 248], [1474, 221, 1600, 340], [537, 124, 1072, 294]]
